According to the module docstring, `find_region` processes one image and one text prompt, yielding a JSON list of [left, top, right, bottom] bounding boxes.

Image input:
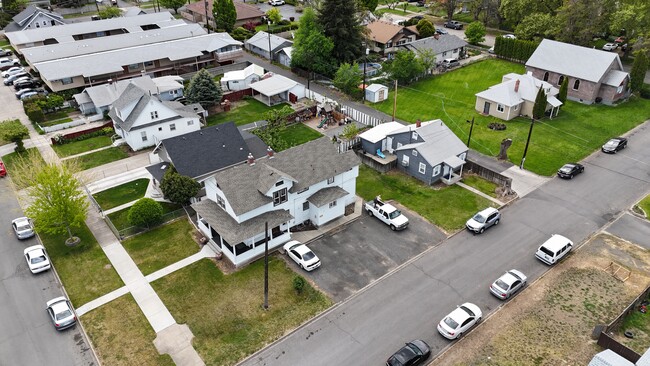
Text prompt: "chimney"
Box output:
[[514, 79, 520, 92], [267, 146, 274, 158], [416, 119, 421, 128], [247, 153, 255, 166]]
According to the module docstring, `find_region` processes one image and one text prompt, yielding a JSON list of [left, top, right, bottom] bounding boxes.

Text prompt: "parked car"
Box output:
[[601, 137, 627, 153], [502, 34, 516, 39], [90, 15, 100, 21], [416, 0, 425, 6], [365, 196, 409, 231], [535, 234, 573, 265], [557, 163, 584, 179], [283, 240, 321, 271], [441, 58, 460, 68], [0, 48, 12, 57], [46, 297, 77, 330], [488, 46, 495, 54], [268, 0, 284, 5], [602, 43, 618, 51], [14, 79, 41, 90], [4, 71, 29, 85], [6, 76, 32, 87], [435, 28, 448, 35], [437, 303, 482, 340], [410, 15, 423, 22], [615, 36, 626, 44], [465, 207, 500, 234], [443, 20, 463, 30], [24, 245, 51, 274], [0, 161, 6, 177], [2, 66, 24, 78], [12, 217, 35, 239], [0, 58, 21, 71], [20, 91, 41, 100], [490, 270, 527, 300], [15, 87, 46, 99], [386, 340, 430, 366]]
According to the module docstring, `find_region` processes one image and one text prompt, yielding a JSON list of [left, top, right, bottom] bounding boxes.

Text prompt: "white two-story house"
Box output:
[[192, 137, 360, 267], [109, 83, 201, 151]]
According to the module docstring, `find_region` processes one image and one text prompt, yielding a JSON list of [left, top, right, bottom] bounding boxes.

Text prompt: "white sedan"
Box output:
[[24, 245, 51, 274], [2, 66, 25, 78], [12, 217, 35, 239], [602, 43, 618, 51], [268, 0, 284, 5], [437, 302, 482, 339], [46, 297, 77, 331], [490, 269, 527, 299], [283, 240, 321, 271]]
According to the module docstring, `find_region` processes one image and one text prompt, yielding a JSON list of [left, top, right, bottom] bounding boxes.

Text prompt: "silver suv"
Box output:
[[466, 207, 500, 234]]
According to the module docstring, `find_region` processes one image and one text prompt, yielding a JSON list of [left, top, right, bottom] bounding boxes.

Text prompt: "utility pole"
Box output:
[[204, 0, 210, 34], [263, 221, 269, 310], [362, 48, 368, 104], [267, 21, 272, 61], [466, 117, 475, 149], [520, 118, 535, 169], [392, 79, 397, 121]]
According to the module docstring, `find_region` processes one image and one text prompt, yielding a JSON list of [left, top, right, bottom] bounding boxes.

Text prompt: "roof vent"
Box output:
[[247, 153, 255, 166], [267, 146, 274, 158]]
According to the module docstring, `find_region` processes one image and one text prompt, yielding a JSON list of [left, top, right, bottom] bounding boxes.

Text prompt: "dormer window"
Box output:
[[327, 177, 335, 184], [273, 188, 288, 206], [275, 180, 283, 187], [216, 195, 225, 209], [412, 131, 418, 140], [151, 111, 158, 120]]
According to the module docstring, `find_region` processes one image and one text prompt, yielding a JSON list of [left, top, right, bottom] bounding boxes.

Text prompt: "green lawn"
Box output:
[[40, 118, 73, 127], [357, 165, 494, 231], [72, 147, 129, 170], [52, 136, 113, 158], [638, 195, 650, 218], [122, 219, 200, 276], [206, 99, 288, 127], [107, 202, 182, 231], [63, 11, 98, 18], [43, 107, 76, 122], [618, 295, 650, 354], [1, 148, 45, 188], [38, 223, 123, 307], [371, 59, 650, 176], [255, 22, 298, 32], [92, 178, 150, 210], [0, 39, 10, 47], [275, 123, 323, 151], [83, 294, 175, 366], [461, 174, 499, 198], [152, 258, 332, 365]]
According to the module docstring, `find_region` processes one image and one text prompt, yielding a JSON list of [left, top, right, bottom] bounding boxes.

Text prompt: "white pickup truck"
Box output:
[[364, 196, 409, 231]]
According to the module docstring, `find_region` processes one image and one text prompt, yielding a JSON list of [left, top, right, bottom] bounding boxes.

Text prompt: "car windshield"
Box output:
[[303, 251, 315, 261], [443, 317, 459, 329], [560, 165, 574, 173], [389, 210, 402, 219], [56, 310, 72, 320], [17, 224, 31, 231], [471, 213, 486, 223], [494, 279, 509, 291], [605, 140, 617, 147], [460, 305, 475, 317], [30, 255, 46, 264]]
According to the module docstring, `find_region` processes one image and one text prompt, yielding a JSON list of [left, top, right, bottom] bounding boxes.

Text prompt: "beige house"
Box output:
[[365, 21, 418, 56], [183, 0, 264, 28], [475, 73, 562, 121]]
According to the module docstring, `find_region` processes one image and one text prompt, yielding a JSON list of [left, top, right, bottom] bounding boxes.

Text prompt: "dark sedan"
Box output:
[[557, 163, 584, 179], [14, 79, 40, 91], [386, 340, 430, 366], [601, 137, 627, 153]]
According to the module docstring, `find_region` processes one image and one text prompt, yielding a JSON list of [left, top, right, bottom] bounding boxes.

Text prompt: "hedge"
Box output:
[[494, 37, 539, 64]]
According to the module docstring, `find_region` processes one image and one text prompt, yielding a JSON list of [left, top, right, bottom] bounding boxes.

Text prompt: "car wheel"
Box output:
[[367, 210, 373, 217], [457, 332, 463, 339], [390, 224, 396, 231], [479, 227, 485, 234], [494, 219, 499, 225], [299, 263, 303, 269], [478, 316, 482, 322], [570, 174, 573, 179]]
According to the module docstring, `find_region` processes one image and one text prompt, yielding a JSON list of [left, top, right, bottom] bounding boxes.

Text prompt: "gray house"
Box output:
[[399, 34, 467, 66], [3, 5, 64, 33], [388, 120, 468, 185], [359, 121, 404, 154], [244, 31, 293, 61]]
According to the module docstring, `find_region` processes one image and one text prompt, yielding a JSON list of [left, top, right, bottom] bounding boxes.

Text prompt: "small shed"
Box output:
[[358, 121, 404, 154], [365, 84, 389, 103], [250, 74, 305, 106]]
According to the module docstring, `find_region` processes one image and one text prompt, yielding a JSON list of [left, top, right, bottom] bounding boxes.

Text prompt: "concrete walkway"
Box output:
[[500, 166, 551, 198], [60, 144, 114, 160], [79, 151, 151, 183], [456, 181, 505, 206]]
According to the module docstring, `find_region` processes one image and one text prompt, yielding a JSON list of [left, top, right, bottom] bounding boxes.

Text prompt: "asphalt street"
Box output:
[[240, 120, 650, 366], [606, 213, 650, 249]]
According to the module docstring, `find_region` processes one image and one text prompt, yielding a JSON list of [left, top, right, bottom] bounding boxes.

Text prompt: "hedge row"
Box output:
[[494, 37, 539, 64]]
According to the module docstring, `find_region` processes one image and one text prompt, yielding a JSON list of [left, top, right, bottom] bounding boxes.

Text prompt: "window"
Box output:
[[418, 162, 426, 174], [275, 180, 284, 187], [187, 120, 194, 126], [617, 85, 624, 94], [558, 75, 565, 85], [443, 51, 448, 57], [216, 195, 225, 209], [273, 188, 287, 206], [327, 176, 335, 184], [141, 131, 148, 142], [412, 131, 418, 140], [170, 123, 176, 131], [128, 63, 140, 71], [514, 104, 519, 111], [43, 21, 47, 25], [402, 155, 409, 166], [412, 150, 418, 156], [61, 77, 73, 85], [396, 142, 403, 149], [151, 111, 158, 120], [497, 104, 504, 112], [573, 79, 580, 90], [432, 164, 441, 176], [329, 200, 337, 208], [144, 61, 154, 67], [543, 72, 549, 82], [303, 201, 309, 211]]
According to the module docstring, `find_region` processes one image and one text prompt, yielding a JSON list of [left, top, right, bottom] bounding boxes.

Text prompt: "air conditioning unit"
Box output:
[[401, 161, 409, 167]]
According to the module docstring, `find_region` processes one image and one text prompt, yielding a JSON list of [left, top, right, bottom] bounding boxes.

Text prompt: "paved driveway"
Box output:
[[284, 203, 447, 302], [606, 213, 650, 249], [256, 2, 302, 22]]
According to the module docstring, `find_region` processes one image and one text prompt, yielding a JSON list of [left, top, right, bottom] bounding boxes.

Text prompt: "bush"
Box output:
[[54, 126, 114, 145], [243, 21, 256, 31], [278, 19, 291, 26], [640, 84, 650, 99], [292, 275, 306, 294], [488, 122, 507, 130], [127, 198, 163, 228], [25, 104, 44, 123]]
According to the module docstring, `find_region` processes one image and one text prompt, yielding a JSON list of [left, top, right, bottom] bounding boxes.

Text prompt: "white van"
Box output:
[[535, 234, 573, 265], [442, 58, 460, 68]]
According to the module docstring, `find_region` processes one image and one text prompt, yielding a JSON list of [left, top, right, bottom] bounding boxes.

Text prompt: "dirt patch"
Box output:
[[432, 233, 650, 366]]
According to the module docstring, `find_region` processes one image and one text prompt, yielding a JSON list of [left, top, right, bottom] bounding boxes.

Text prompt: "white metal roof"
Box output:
[[358, 121, 403, 143], [249, 74, 297, 96], [221, 64, 264, 83], [245, 31, 292, 52], [366, 83, 388, 93], [602, 69, 629, 87]]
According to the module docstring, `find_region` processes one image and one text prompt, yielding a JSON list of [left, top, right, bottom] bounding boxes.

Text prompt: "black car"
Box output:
[[444, 20, 463, 30], [386, 340, 430, 366], [557, 163, 584, 179], [14, 79, 41, 91], [601, 137, 627, 153]]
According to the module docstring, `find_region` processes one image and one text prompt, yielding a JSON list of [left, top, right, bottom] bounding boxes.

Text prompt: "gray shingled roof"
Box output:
[[240, 129, 269, 158], [4, 6, 64, 33], [23, 23, 205, 64], [400, 34, 467, 55], [192, 199, 293, 245], [475, 73, 559, 107], [393, 120, 467, 167], [75, 75, 183, 110], [307, 186, 349, 208], [159, 122, 252, 179], [526, 39, 624, 83], [245, 31, 293, 53], [213, 137, 360, 216]]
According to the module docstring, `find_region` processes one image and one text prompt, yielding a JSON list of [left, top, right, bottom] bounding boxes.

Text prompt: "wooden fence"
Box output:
[[337, 137, 360, 154], [50, 121, 113, 145], [464, 159, 513, 192], [596, 332, 641, 363], [340, 105, 383, 127]]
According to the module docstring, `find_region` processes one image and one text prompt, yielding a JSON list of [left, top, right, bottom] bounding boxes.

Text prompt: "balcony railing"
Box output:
[[216, 49, 243, 62]]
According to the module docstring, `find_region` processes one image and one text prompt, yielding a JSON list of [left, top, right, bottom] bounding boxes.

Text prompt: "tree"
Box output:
[[416, 19, 436, 38], [159, 0, 186, 14], [514, 13, 554, 40], [432, 0, 460, 21], [553, 0, 614, 46], [213, 0, 237, 31], [291, 8, 336, 75], [381, 0, 400, 10], [333, 62, 363, 95], [629, 51, 649, 93], [532, 87, 547, 119], [557, 76, 568, 104], [253, 106, 294, 151], [159, 168, 200, 204], [464, 21, 486, 45], [185, 69, 222, 108], [360, 0, 378, 11], [416, 49, 437, 75], [266, 7, 282, 24], [610, 2, 650, 59], [98, 7, 122, 19], [388, 50, 424, 84], [12, 151, 89, 246], [318, 0, 363, 63], [499, 0, 562, 25], [0, 119, 29, 153], [128, 198, 164, 228]]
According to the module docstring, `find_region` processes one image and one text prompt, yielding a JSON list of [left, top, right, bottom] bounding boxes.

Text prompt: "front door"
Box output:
[[378, 89, 385, 101], [386, 136, 393, 153], [381, 138, 387, 152], [443, 165, 450, 179], [483, 101, 491, 114]]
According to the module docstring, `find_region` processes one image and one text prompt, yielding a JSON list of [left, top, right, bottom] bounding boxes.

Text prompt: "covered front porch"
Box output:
[[440, 155, 465, 185], [193, 200, 293, 267], [249, 74, 304, 106]]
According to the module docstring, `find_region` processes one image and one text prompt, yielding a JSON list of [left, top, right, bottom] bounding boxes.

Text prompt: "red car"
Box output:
[[0, 161, 6, 177]]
